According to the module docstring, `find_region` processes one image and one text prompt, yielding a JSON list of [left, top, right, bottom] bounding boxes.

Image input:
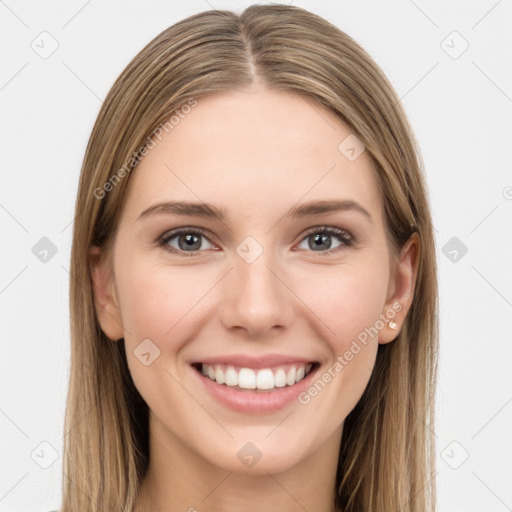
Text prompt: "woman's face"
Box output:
[[91, 87, 417, 475]]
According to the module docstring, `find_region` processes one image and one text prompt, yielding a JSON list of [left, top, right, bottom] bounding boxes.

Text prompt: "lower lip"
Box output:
[[192, 365, 319, 414]]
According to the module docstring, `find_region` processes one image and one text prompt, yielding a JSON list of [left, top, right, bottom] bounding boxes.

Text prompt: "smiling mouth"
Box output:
[[192, 362, 319, 392]]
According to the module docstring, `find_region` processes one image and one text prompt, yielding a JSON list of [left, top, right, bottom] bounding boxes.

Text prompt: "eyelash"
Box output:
[[156, 226, 355, 257]]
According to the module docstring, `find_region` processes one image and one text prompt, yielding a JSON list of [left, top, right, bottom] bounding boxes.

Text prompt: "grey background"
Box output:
[[1, 0, 511, 510]]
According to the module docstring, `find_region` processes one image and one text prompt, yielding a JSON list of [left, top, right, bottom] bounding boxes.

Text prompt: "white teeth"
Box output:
[[274, 368, 286, 388], [225, 366, 238, 386], [200, 362, 314, 390], [215, 366, 225, 384], [238, 368, 256, 389], [256, 369, 274, 390], [286, 367, 296, 386]]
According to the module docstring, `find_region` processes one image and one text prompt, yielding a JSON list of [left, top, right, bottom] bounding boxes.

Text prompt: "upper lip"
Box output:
[[190, 354, 318, 369]]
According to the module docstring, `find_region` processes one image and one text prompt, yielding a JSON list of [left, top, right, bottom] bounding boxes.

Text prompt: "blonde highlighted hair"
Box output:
[[62, 5, 438, 511]]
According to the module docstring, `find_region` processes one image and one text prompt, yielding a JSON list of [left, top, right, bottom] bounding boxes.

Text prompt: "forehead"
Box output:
[[120, 88, 383, 225]]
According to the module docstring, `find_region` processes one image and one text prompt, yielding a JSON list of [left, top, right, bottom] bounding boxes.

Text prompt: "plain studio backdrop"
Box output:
[[1, 0, 511, 510]]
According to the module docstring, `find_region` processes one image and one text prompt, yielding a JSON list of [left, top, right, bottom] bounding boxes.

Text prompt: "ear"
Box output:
[[88, 245, 124, 341], [379, 232, 420, 344]]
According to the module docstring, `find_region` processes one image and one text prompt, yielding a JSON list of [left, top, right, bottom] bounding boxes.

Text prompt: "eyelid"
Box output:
[[157, 225, 355, 256], [157, 227, 217, 255], [300, 225, 354, 243], [294, 225, 355, 255]]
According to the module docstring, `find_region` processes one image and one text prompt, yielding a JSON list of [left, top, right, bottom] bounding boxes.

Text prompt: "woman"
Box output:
[[62, 4, 438, 511]]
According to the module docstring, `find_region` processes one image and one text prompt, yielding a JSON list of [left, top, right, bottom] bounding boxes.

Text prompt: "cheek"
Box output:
[[117, 259, 210, 345], [291, 268, 387, 429], [116, 259, 222, 402], [294, 261, 389, 349], [116, 260, 208, 423], [117, 252, 390, 372]]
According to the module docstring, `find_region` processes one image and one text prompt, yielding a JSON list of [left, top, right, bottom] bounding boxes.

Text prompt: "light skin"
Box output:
[[89, 86, 419, 512]]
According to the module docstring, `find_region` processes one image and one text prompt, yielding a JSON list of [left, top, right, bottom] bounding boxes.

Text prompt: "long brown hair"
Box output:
[[62, 5, 438, 511]]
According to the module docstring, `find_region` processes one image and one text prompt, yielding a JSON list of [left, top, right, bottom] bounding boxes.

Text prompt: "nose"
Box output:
[[219, 248, 294, 339]]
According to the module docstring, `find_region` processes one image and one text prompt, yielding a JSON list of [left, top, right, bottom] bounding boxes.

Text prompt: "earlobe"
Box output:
[[379, 232, 420, 344], [88, 245, 124, 341]]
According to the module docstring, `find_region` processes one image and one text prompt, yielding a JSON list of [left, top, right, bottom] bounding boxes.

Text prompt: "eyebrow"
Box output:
[[137, 199, 372, 223]]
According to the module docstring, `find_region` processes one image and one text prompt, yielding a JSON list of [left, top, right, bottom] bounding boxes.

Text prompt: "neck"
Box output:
[[134, 414, 342, 512]]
